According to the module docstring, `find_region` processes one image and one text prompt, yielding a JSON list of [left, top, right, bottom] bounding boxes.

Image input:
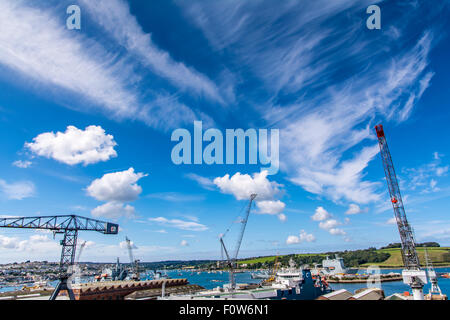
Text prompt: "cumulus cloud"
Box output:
[[329, 228, 347, 236], [286, 230, 315, 245], [386, 217, 398, 225], [311, 206, 347, 237], [319, 219, 340, 230], [180, 240, 189, 246], [311, 207, 331, 221], [214, 171, 283, 201], [12, 160, 32, 168], [256, 200, 285, 215], [319, 219, 346, 236], [345, 204, 363, 215], [0, 179, 35, 200], [148, 217, 208, 231], [26, 126, 117, 166], [286, 235, 300, 245], [119, 239, 137, 250], [91, 202, 136, 219], [87, 168, 147, 202], [277, 213, 287, 223], [0, 235, 20, 249], [0, 234, 58, 252]]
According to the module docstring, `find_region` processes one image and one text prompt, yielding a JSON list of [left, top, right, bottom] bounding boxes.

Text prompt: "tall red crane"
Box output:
[[375, 125, 427, 300]]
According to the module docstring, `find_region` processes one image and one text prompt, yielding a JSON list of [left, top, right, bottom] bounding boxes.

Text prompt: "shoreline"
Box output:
[[326, 276, 403, 283]]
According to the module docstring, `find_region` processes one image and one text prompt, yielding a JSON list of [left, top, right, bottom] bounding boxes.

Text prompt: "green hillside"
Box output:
[[361, 247, 450, 267], [238, 247, 450, 268]]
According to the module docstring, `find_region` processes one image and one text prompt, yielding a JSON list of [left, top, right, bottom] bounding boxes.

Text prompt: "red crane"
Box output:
[[375, 125, 427, 300]]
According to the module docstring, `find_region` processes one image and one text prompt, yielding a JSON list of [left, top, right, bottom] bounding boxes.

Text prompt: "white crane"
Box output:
[[424, 248, 443, 298], [125, 236, 140, 281], [220, 194, 257, 291]]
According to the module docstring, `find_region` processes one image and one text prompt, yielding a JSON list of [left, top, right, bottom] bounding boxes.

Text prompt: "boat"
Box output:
[[158, 267, 332, 300], [313, 255, 358, 276]]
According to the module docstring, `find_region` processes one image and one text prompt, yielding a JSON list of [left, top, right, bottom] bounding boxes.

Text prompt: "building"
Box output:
[[69, 279, 191, 300], [316, 289, 353, 300]]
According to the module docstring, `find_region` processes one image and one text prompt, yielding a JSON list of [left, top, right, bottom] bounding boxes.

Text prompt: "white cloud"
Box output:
[[319, 219, 340, 230], [0, 1, 207, 132], [311, 207, 347, 237], [329, 228, 347, 236], [286, 230, 315, 245], [256, 200, 285, 215], [119, 240, 137, 250], [79, 0, 223, 104], [0, 235, 20, 249], [147, 192, 205, 202], [26, 125, 117, 166], [87, 168, 147, 202], [0, 1, 142, 119], [277, 213, 287, 223], [345, 204, 362, 215], [91, 202, 136, 219], [185, 173, 215, 191], [403, 152, 448, 193], [148, 217, 208, 231], [214, 171, 283, 201], [299, 230, 316, 242], [180, 240, 189, 247], [386, 217, 398, 225], [311, 207, 331, 221], [286, 235, 300, 245], [0, 234, 58, 252], [318, 218, 347, 237], [0, 179, 35, 200], [12, 160, 32, 168]]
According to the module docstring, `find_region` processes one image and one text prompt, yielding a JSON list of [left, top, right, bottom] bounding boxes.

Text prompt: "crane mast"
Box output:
[[220, 193, 257, 291], [125, 236, 140, 281], [375, 125, 427, 300]]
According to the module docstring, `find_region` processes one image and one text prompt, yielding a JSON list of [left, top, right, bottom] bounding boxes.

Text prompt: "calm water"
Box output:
[[162, 268, 450, 297], [2, 268, 449, 298]]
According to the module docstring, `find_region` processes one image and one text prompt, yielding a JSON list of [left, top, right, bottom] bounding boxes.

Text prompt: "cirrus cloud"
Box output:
[[148, 217, 208, 232]]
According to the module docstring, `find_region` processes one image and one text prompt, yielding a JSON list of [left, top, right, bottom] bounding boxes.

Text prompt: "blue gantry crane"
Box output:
[[0, 215, 118, 300]]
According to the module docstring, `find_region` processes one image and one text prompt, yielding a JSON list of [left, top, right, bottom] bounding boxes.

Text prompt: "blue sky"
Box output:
[[0, 0, 450, 263]]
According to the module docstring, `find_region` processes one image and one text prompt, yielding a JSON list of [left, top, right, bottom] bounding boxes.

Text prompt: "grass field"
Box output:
[[238, 253, 327, 265], [238, 247, 450, 268], [360, 247, 450, 267]]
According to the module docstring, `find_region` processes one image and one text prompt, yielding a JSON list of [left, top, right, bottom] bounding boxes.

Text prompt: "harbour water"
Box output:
[[2, 267, 449, 298], [162, 267, 450, 298]]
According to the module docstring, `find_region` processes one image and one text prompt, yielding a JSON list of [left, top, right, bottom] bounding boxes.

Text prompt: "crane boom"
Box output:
[[375, 125, 427, 299], [234, 194, 257, 260], [375, 125, 420, 269], [125, 236, 140, 280], [220, 194, 257, 291]]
